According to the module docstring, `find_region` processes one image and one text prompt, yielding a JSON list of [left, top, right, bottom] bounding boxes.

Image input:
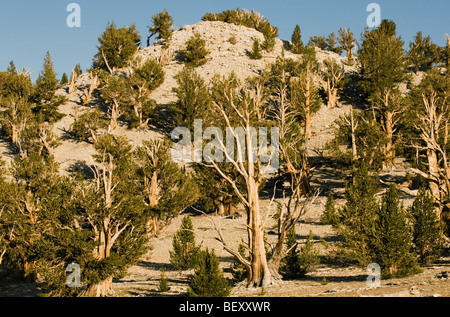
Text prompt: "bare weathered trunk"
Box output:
[[305, 106, 311, 139], [329, 88, 338, 109], [385, 110, 395, 164], [245, 124, 272, 287], [217, 202, 225, 216], [80, 277, 113, 297], [108, 100, 121, 136], [11, 124, 18, 145], [427, 148, 441, 215], [350, 108, 358, 161], [304, 77, 312, 139], [247, 179, 272, 287], [148, 171, 160, 237]]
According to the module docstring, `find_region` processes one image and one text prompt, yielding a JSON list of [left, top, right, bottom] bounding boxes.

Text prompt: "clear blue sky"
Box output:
[[0, 0, 449, 82]]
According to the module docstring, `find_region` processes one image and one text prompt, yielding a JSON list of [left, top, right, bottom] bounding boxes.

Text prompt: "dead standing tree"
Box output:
[[204, 75, 317, 287], [318, 58, 345, 109], [411, 90, 450, 216]]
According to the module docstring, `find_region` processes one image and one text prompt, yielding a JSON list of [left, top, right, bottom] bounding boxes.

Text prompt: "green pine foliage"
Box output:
[[186, 248, 231, 297], [327, 111, 389, 171], [0, 62, 34, 149], [408, 32, 440, 72], [249, 39, 263, 60], [321, 194, 339, 226], [358, 20, 406, 100], [70, 109, 109, 143], [147, 9, 175, 46], [280, 228, 301, 279], [93, 22, 141, 71], [298, 231, 320, 275], [169, 215, 202, 270], [280, 229, 320, 279], [157, 269, 171, 292], [409, 188, 444, 266], [60, 73, 69, 86], [337, 28, 356, 65], [126, 59, 165, 128], [290, 25, 304, 54], [169, 66, 211, 129], [32, 52, 66, 123], [310, 36, 327, 50], [333, 167, 422, 278], [231, 243, 248, 282], [134, 139, 199, 237], [334, 164, 380, 266], [179, 33, 210, 67], [326, 33, 344, 55], [373, 185, 421, 278], [202, 8, 278, 52]]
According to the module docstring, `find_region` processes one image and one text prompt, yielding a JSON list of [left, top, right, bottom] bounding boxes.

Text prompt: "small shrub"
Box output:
[[169, 215, 202, 270], [157, 269, 170, 292], [297, 231, 320, 275], [320, 277, 329, 285], [228, 35, 237, 45], [280, 227, 302, 279], [410, 188, 444, 266], [179, 33, 209, 67], [280, 229, 320, 279], [231, 243, 247, 282], [186, 249, 231, 297], [202, 9, 278, 52], [249, 39, 263, 60], [372, 185, 422, 278], [70, 109, 108, 143], [321, 194, 339, 226]]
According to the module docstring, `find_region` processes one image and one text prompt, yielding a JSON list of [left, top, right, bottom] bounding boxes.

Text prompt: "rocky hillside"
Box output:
[[6, 20, 355, 176]]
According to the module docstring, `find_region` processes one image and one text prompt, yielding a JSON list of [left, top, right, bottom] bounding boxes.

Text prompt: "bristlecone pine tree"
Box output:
[[373, 184, 421, 278], [100, 75, 130, 134], [60, 73, 69, 86], [337, 28, 356, 65], [126, 59, 165, 128], [169, 66, 211, 129], [408, 31, 440, 73], [318, 58, 345, 109], [358, 20, 407, 166], [76, 134, 150, 297], [134, 139, 198, 238], [0, 62, 33, 154], [310, 36, 327, 50], [93, 22, 141, 73], [147, 9, 175, 47], [409, 188, 445, 266], [291, 25, 304, 54], [334, 164, 380, 266], [186, 248, 231, 297], [180, 33, 210, 67], [326, 32, 344, 55], [279, 227, 301, 279], [169, 215, 202, 270], [201, 8, 278, 53], [288, 46, 322, 139], [32, 52, 67, 123], [406, 68, 450, 216], [249, 38, 263, 60]]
